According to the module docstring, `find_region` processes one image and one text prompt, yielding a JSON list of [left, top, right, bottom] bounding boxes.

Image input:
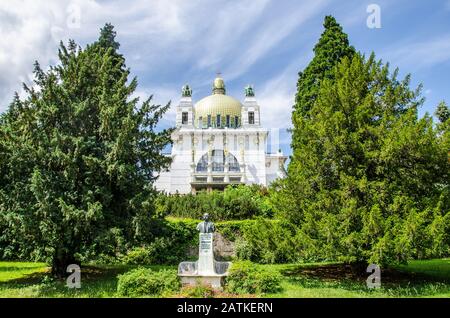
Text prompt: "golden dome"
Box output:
[[195, 94, 242, 119], [194, 76, 242, 128]]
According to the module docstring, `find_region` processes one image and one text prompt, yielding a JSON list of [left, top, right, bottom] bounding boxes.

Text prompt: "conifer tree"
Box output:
[[274, 52, 449, 263], [0, 24, 173, 275], [435, 100, 450, 124], [292, 16, 355, 120], [288, 16, 355, 201]]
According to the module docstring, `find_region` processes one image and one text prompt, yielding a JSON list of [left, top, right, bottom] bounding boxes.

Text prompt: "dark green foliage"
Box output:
[[283, 15, 449, 266], [289, 15, 355, 219], [117, 267, 180, 297], [156, 185, 273, 220], [121, 220, 198, 265], [275, 51, 450, 265], [225, 261, 282, 294], [291, 15, 355, 152], [215, 219, 256, 242], [98, 23, 120, 51], [0, 24, 173, 275], [235, 219, 300, 264], [435, 101, 450, 124]]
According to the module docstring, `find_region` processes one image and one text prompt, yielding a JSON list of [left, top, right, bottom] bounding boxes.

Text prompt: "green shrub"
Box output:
[[215, 219, 256, 241], [121, 247, 152, 265], [121, 219, 198, 265], [156, 185, 274, 221], [225, 261, 282, 294], [117, 267, 180, 297], [235, 218, 301, 264], [178, 284, 216, 298]]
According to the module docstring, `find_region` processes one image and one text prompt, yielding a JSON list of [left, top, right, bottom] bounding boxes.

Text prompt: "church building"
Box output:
[[154, 75, 287, 194]]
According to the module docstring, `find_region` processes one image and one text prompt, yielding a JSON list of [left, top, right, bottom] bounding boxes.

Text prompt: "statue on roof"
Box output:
[[244, 85, 255, 97], [182, 84, 192, 97]]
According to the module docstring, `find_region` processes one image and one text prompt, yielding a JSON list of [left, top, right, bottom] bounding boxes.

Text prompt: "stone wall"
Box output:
[[187, 232, 235, 261]]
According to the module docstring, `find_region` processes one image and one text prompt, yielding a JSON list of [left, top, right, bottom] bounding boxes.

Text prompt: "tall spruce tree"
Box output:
[[278, 16, 355, 219], [0, 24, 173, 275], [289, 16, 355, 195], [292, 16, 355, 120]]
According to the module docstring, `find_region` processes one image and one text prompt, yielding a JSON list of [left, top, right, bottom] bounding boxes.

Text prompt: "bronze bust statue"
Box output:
[[196, 213, 215, 233]]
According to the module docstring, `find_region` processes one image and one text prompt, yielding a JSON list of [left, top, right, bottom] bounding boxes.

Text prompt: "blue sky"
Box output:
[[1, 0, 449, 157]]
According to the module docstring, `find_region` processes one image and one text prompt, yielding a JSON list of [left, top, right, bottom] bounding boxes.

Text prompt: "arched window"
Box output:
[[196, 153, 208, 172], [227, 153, 240, 172], [211, 149, 224, 171], [196, 150, 240, 172]]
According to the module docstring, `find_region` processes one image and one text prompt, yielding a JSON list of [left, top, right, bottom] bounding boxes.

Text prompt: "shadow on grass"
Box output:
[[0, 264, 177, 297], [280, 263, 450, 297]]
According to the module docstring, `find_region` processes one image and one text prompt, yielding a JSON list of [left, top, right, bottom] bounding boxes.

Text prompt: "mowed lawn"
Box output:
[[0, 259, 448, 298]]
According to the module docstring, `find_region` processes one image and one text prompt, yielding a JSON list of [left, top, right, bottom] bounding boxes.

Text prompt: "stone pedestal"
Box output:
[[178, 233, 231, 289], [198, 233, 214, 275]]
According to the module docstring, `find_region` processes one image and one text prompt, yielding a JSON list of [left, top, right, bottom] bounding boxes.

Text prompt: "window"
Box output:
[[196, 150, 240, 173], [207, 115, 211, 127], [234, 116, 239, 128], [248, 111, 255, 125], [198, 116, 203, 128], [226, 115, 230, 128], [196, 154, 208, 172], [182, 112, 188, 125], [227, 153, 240, 172], [211, 149, 224, 171], [216, 114, 221, 127]]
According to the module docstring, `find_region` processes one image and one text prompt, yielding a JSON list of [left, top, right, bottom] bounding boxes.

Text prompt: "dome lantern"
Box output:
[[212, 73, 226, 95]]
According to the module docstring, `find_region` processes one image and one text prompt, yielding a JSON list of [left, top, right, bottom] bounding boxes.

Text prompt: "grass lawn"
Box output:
[[0, 259, 448, 298], [265, 259, 450, 298]]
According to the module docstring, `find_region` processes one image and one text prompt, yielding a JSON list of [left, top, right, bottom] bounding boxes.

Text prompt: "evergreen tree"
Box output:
[[272, 53, 449, 264], [289, 16, 355, 197], [98, 22, 120, 51], [292, 16, 355, 120], [278, 16, 355, 222], [0, 24, 173, 275], [435, 100, 450, 124]]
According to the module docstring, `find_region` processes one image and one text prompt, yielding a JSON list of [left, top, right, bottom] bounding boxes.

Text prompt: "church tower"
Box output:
[[241, 85, 260, 127], [176, 84, 194, 128]]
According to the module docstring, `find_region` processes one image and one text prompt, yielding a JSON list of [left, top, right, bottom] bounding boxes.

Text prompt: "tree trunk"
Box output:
[[51, 252, 78, 278]]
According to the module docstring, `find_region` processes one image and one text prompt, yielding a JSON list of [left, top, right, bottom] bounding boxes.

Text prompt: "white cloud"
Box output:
[[133, 85, 179, 125], [196, 0, 271, 70], [257, 52, 311, 131], [222, 0, 329, 80], [0, 0, 327, 115], [0, 0, 196, 111], [380, 34, 450, 71]]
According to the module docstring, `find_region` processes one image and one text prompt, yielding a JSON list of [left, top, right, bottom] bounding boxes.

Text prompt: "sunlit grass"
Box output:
[[0, 259, 448, 298], [0, 261, 48, 283], [393, 258, 450, 280]]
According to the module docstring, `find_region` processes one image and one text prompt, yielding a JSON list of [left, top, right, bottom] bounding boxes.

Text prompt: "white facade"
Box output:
[[154, 76, 287, 194]]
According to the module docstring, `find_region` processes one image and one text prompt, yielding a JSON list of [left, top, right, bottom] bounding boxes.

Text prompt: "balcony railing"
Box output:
[[191, 172, 243, 184]]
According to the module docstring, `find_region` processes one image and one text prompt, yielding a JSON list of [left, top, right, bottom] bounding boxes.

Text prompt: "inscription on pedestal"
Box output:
[[200, 233, 213, 253]]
